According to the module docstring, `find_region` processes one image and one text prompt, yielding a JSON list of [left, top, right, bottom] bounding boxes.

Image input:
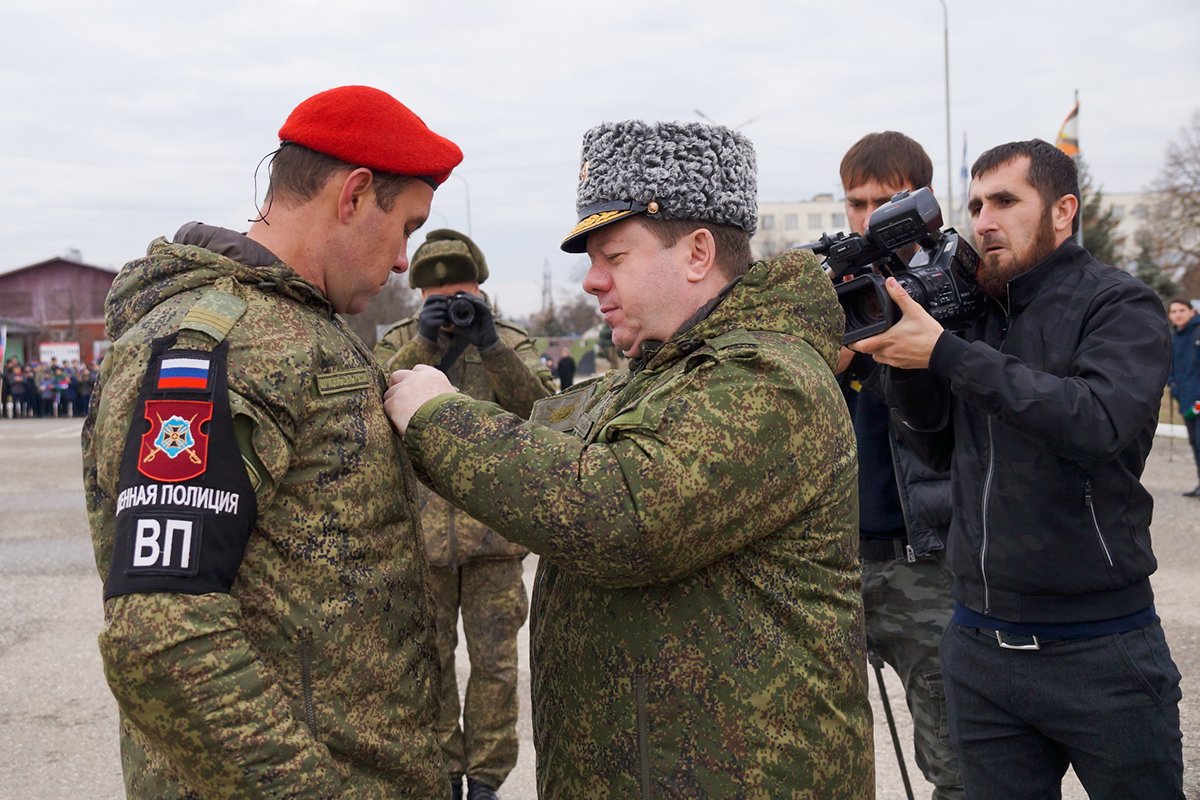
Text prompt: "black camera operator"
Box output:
[[855, 139, 1183, 799]]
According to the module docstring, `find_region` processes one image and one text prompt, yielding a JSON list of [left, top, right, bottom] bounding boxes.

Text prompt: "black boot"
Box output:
[[1183, 485, 1200, 497], [450, 774, 464, 800], [466, 776, 499, 800]]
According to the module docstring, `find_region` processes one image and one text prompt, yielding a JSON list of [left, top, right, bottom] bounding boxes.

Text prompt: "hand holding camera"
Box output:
[[453, 293, 499, 350], [419, 292, 499, 350], [801, 188, 982, 345], [417, 295, 451, 343]]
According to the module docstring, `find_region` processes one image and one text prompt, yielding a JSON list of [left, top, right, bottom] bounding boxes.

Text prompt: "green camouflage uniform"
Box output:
[[375, 314, 554, 788], [82, 227, 444, 798], [862, 555, 960, 797], [402, 250, 874, 798]]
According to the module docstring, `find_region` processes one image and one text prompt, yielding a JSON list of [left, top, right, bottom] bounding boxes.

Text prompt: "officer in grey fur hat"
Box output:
[[374, 229, 554, 800], [383, 121, 872, 797]]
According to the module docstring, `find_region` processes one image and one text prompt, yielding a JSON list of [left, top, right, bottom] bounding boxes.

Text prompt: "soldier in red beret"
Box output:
[[84, 86, 463, 797]]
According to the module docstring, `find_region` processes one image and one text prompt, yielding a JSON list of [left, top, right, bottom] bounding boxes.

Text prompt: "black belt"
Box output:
[[859, 537, 913, 562]]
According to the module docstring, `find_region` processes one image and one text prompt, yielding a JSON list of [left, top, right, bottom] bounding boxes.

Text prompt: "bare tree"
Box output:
[[528, 290, 601, 337], [344, 274, 421, 348], [558, 293, 601, 335], [1132, 229, 1181, 304], [1148, 110, 1200, 298]]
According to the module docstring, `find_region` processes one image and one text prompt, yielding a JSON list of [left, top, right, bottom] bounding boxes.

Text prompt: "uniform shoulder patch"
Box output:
[[105, 335, 256, 600], [138, 399, 213, 482], [178, 286, 248, 343]]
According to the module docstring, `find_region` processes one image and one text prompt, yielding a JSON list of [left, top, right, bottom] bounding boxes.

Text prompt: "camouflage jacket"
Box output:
[[403, 250, 874, 798], [375, 311, 555, 565], [82, 225, 443, 798]]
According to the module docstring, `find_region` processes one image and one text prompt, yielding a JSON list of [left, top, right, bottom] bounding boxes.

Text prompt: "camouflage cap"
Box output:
[[409, 229, 489, 288], [561, 120, 758, 253]]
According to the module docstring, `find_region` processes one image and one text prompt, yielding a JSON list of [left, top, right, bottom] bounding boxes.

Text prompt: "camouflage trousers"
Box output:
[[862, 552, 964, 800], [428, 558, 529, 789]]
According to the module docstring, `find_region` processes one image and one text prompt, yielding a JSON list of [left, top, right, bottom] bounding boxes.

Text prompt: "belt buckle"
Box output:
[[994, 630, 1040, 650]]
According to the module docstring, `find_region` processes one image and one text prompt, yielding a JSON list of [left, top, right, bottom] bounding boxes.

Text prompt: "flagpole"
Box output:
[[938, 0, 953, 217], [960, 131, 969, 228], [1074, 89, 1083, 247]]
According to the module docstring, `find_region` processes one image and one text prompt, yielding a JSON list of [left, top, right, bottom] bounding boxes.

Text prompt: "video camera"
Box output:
[[798, 187, 983, 345]]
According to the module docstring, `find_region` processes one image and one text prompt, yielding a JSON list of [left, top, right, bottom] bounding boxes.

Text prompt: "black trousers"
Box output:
[[940, 620, 1183, 799]]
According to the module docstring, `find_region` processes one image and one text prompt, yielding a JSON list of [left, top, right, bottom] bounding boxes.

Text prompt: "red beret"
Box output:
[[278, 85, 463, 186]]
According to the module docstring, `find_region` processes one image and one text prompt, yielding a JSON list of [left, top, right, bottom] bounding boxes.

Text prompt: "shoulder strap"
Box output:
[[704, 330, 758, 352], [179, 283, 248, 344], [437, 336, 472, 372]]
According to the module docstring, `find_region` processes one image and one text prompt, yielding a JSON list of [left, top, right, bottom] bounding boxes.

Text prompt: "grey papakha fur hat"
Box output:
[[409, 228, 489, 288], [560, 120, 758, 253]]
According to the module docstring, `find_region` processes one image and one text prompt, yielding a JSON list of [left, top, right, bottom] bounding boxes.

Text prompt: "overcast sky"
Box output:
[[2, 1, 1198, 317]]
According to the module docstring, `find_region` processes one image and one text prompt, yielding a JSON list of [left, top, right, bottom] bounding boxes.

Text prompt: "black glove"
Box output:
[[417, 295, 451, 343], [461, 295, 499, 350]]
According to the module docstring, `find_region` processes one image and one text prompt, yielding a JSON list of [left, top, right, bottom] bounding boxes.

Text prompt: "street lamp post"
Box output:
[[937, 0, 953, 217], [450, 173, 472, 236]]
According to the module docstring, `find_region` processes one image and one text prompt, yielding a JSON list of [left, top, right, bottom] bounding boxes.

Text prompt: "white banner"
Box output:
[[39, 341, 80, 364]]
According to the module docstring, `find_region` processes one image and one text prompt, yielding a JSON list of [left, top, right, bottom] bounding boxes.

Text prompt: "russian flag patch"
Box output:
[[157, 356, 211, 391]]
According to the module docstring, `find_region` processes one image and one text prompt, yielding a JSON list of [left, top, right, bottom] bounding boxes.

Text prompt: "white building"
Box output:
[[752, 194, 849, 260], [1104, 191, 1157, 262]]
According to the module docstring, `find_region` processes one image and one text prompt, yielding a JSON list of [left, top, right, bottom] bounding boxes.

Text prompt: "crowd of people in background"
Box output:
[[1, 356, 99, 419]]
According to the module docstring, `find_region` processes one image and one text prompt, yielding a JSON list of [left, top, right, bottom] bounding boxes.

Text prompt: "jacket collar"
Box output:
[[1004, 240, 1087, 315], [628, 276, 741, 373]]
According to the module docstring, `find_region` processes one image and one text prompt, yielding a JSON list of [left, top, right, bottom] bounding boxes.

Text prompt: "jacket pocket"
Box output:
[[1083, 480, 1115, 568]]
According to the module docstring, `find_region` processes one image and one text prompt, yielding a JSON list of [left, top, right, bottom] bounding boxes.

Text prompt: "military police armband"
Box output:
[[104, 335, 257, 600]]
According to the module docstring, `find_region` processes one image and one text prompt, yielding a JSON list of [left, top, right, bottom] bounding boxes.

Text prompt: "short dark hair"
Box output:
[[971, 139, 1081, 234], [1169, 298, 1195, 309], [641, 218, 753, 281], [264, 142, 421, 213], [840, 132, 933, 192]]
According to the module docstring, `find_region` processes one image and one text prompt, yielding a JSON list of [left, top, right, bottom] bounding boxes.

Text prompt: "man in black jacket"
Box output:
[[855, 139, 1183, 799], [837, 132, 961, 800]]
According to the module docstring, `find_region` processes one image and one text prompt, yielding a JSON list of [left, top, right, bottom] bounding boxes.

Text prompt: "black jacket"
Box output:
[[843, 354, 951, 559], [885, 241, 1170, 623]]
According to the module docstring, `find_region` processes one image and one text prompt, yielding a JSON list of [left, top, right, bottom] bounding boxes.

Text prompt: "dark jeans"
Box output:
[[941, 620, 1183, 799], [1186, 414, 1200, 485]]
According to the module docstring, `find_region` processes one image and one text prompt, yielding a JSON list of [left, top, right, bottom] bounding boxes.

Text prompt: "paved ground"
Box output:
[[0, 417, 1196, 798]]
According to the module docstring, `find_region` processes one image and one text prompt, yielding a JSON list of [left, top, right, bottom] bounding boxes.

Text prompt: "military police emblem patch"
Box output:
[[137, 400, 213, 482]]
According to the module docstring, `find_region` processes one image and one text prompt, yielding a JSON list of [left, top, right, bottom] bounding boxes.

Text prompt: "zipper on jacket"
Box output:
[[978, 300, 1011, 615], [980, 417, 995, 614], [635, 673, 652, 800], [887, 429, 918, 562], [298, 628, 318, 735], [1083, 479, 1115, 567]]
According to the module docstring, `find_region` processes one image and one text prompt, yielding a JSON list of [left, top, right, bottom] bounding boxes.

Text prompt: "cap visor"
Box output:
[[560, 208, 641, 253]]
